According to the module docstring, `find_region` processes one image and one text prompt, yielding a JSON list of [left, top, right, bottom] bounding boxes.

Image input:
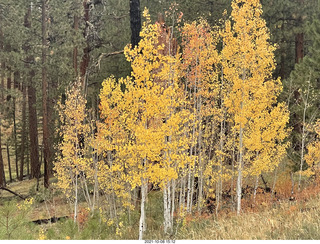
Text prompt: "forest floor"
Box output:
[[0, 175, 320, 240]]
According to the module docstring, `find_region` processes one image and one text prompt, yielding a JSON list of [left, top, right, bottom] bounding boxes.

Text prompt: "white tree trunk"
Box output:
[[139, 178, 147, 240], [170, 179, 175, 230], [163, 182, 169, 234], [236, 122, 244, 215], [253, 174, 259, 205], [186, 165, 192, 212], [189, 171, 195, 212], [74, 174, 78, 223]]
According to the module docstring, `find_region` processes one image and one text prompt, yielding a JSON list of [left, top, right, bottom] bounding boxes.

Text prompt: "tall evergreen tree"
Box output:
[[287, 8, 320, 190]]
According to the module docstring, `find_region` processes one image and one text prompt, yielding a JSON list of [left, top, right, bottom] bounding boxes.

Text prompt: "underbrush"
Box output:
[[1, 177, 320, 240], [175, 196, 320, 239]]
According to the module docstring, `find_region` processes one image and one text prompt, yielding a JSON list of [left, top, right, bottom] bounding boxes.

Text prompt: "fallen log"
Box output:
[[32, 216, 68, 225], [0, 186, 27, 200]]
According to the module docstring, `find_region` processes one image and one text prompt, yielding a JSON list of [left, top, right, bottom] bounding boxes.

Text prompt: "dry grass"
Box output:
[[174, 194, 320, 240]]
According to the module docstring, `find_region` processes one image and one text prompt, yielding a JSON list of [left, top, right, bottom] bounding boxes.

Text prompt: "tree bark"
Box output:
[[6, 143, 12, 182], [24, 4, 40, 182], [139, 177, 147, 240], [295, 33, 304, 64], [73, 12, 79, 76], [130, 0, 141, 48], [236, 100, 244, 215], [28, 84, 40, 181], [0, 128, 6, 187], [0, 20, 6, 185], [80, 1, 90, 91], [13, 71, 19, 180], [298, 78, 310, 192], [19, 83, 27, 181], [42, 0, 50, 188]]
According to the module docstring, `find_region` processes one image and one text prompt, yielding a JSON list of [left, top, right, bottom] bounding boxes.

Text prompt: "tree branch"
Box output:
[[95, 50, 124, 69]]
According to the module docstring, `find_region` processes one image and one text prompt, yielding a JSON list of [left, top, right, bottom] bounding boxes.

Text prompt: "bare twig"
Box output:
[[95, 50, 124, 69]]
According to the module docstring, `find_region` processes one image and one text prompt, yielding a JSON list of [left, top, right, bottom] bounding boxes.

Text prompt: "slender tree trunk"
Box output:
[[80, 1, 90, 91], [187, 81, 197, 213], [163, 181, 169, 234], [0, 25, 6, 185], [298, 80, 310, 192], [164, 179, 174, 235], [231, 136, 236, 211], [42, 0, 50, 188], [181, 174, 186, 215], [236, 97, 244, 215], [186, 164, 192, 213], [236, 123, 243, 215], [197, 96, 203, 213], [6, 143, 12, 183], [189, 171, 195, 212], [13, 72, 19, 180], [271, 167, 278, 202], [253, 174, 259, 206], [217, 56, 226, 214], [237, 65, 246, 215], [139, 177, 147, 240], [6, 58, 11, 103], [73, 13, 79, 77], [0, 73, 5, 186], [0, 128, 5, 187], [19, 83, 27, 181], [171, 179, 175, 230], [74, 173, 78, 223]]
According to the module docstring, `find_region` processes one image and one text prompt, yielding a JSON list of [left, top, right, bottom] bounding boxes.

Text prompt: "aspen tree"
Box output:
[[99, 8, 190, 238], [181, 19, 220, 213], [304, 120, 320, 180], [221, 0, 289, 214], [54, 81, 94, 222]]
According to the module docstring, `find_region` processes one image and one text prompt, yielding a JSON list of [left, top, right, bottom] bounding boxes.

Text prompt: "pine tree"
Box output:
[[287, 8, 320, 191]]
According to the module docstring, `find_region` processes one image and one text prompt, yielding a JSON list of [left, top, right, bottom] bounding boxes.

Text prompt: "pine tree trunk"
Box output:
[[28, 84, 40, 181], [0, 14, 6, 187], [42, 0, 50, 188], [130, 0, 141, 48], [19, 83, 27, 181], [80, 1, 90, 91], [295, 33, 304, 64], [13, 71, 20, 179], [6, 143, 12, 183], [24, 4, 40, 182], [0, 128, 5, 187], [73, 13, 79, 76]]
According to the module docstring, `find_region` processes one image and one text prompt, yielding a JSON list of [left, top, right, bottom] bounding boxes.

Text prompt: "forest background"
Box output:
[[0, 0, 320, 240]]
